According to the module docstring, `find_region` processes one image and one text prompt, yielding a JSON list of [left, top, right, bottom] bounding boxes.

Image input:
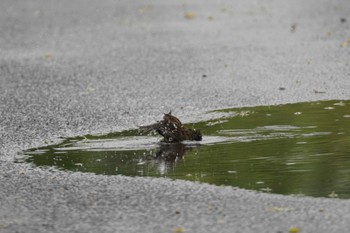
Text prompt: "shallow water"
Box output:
[[18, 100, 350, 198]]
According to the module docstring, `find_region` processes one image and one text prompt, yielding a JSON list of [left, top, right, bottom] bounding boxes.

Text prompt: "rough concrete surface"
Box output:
[[1, 0, 350, 232]]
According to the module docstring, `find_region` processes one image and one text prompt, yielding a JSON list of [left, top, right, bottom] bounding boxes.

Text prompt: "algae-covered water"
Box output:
[[17, 100, 350, 198]]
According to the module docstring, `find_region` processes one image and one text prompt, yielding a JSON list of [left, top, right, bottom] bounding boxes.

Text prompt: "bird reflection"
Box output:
[[155, 143, 187, 160], [145, 142, 199, 175]]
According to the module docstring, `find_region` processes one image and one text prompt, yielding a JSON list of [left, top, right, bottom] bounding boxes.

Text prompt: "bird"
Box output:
[[139, 112, 202, 142]]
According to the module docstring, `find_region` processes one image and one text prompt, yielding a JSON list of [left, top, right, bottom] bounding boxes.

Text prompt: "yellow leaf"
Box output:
[[341, 39, 350, 47], [184, 12, 195, 20], [174, 227, 185, 233], [288, 227, 300, 233]]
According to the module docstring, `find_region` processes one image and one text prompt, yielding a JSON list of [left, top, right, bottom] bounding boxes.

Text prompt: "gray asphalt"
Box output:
[[1, 0, 350, 232]]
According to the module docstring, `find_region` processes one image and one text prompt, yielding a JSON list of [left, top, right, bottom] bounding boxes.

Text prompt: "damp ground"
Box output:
[[17, 100, 350, 198]]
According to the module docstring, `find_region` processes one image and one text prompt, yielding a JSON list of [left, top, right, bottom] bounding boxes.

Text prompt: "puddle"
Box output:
[[17, 100, 350, 198]]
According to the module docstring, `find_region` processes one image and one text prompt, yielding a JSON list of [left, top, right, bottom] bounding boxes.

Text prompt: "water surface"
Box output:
[[18, 100, 350, 198]]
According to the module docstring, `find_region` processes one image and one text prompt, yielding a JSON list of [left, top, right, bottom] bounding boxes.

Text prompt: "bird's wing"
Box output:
[[164, 127, 185, 142]]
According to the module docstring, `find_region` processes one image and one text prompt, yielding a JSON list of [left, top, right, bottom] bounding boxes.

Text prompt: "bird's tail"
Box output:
[[139, 123, 159, 134]]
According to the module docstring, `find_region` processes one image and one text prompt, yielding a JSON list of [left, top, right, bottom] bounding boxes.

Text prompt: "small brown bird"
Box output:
[[139, 112, 202, 142]]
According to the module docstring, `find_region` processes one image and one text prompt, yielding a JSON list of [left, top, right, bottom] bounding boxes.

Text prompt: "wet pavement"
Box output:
[[1, 0, 350, 232]]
